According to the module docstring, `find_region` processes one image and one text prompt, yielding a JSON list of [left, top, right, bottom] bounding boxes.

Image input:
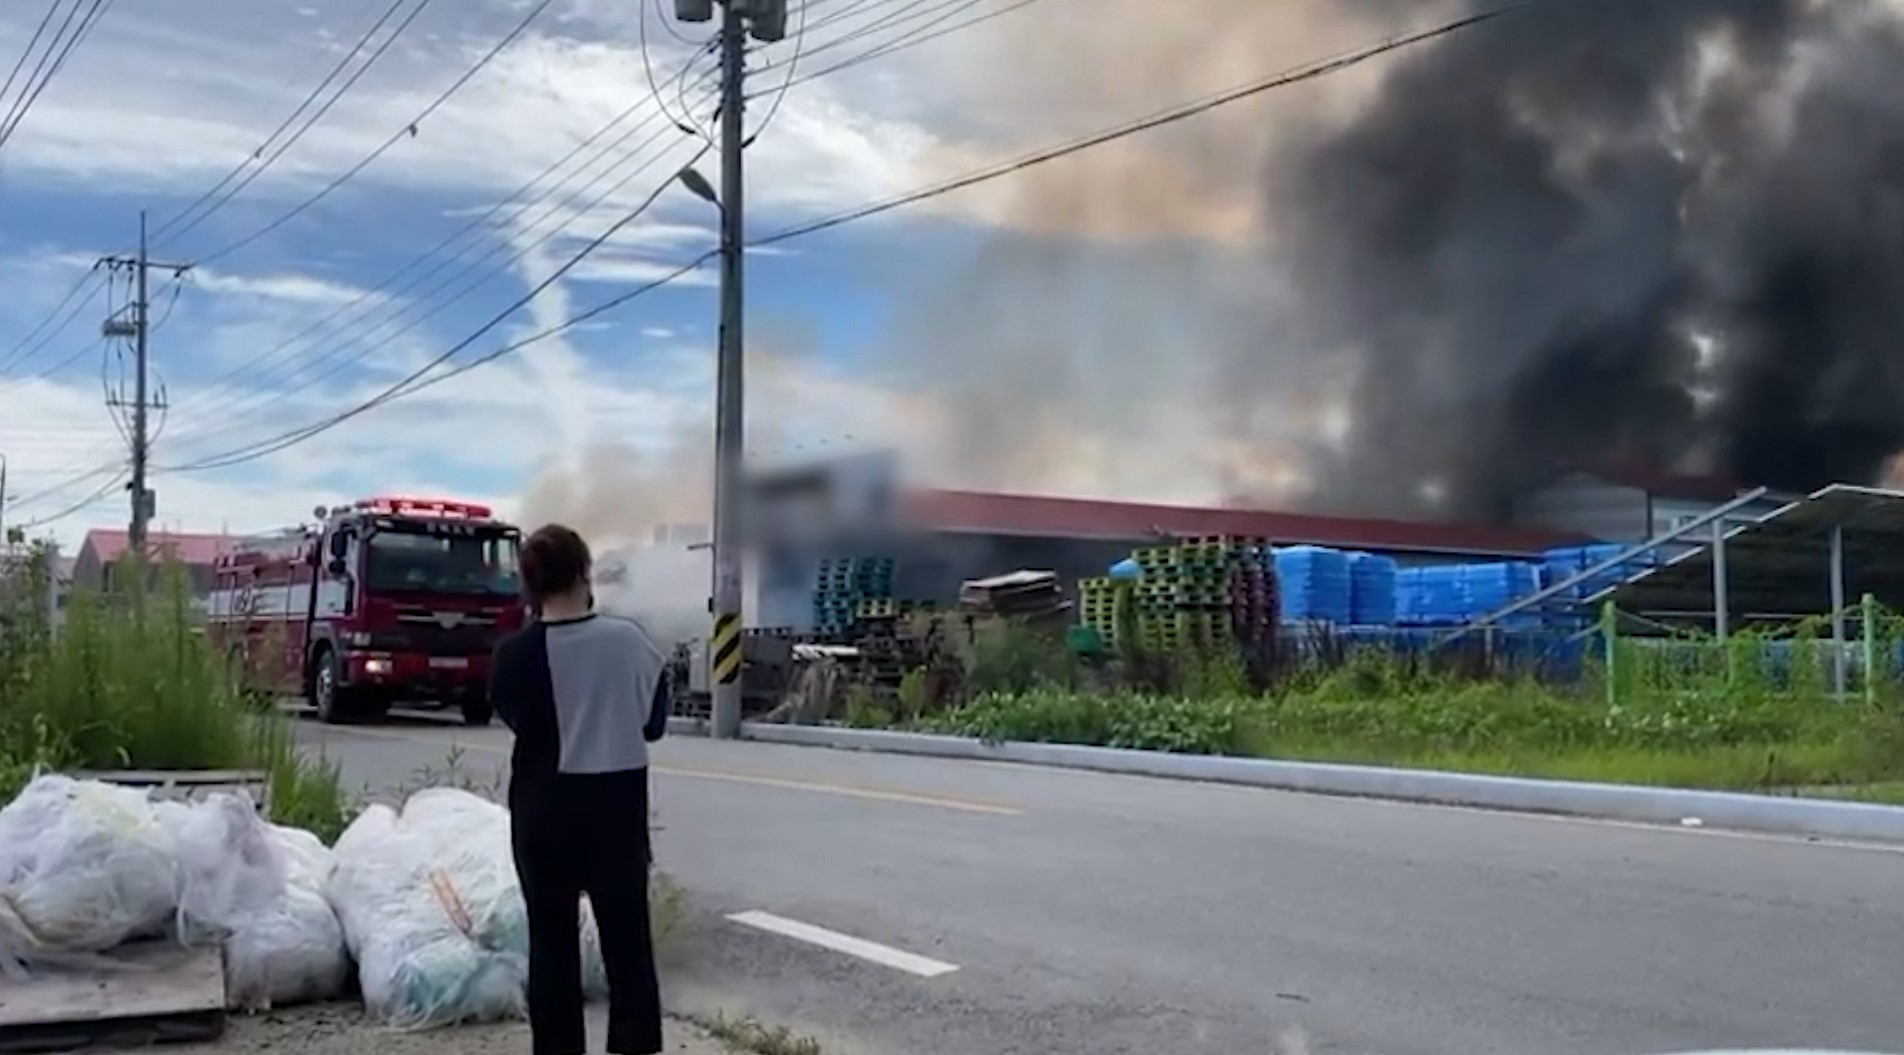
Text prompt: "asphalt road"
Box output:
[[297, 717, 1904, 1055]]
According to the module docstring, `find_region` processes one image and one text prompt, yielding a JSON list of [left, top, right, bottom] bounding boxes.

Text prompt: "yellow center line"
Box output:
[[316, 724, 1023, 816], [653, 766, 1023, 816]]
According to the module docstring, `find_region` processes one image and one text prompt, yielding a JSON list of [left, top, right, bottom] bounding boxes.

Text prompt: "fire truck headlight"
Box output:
[[363, 658, 393, 676]]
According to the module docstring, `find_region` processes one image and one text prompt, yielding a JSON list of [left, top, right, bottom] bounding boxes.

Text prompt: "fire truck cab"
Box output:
[[210, 496, 525, 725]]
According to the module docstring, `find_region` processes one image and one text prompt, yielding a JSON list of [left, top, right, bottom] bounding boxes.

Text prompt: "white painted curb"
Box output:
[[723, 723, 1904, 843]]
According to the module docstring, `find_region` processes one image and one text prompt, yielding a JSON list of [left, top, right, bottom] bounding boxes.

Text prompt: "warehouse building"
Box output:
[[741, 454, 1580, 631], [1509, 465, 1794, 542]]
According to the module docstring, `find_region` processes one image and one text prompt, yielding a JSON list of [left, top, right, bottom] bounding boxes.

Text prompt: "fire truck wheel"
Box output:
[[311, 647, 355, 725]]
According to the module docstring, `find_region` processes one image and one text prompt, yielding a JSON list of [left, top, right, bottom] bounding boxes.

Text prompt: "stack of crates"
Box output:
[[811, 556, 894, 638], [1214, 536, 1278, 646], [1348, 552, 1399, 626], [1274, 546, 1353, 624], [1131, 540, 1235, 652], [1077, 576, 1128, 648]]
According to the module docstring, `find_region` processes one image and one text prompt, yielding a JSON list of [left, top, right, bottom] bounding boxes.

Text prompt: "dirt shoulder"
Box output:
[[163, 1004, 733, 1055]]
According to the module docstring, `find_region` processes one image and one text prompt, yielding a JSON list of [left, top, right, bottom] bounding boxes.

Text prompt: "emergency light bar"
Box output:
[[351, 496, 493, 520]]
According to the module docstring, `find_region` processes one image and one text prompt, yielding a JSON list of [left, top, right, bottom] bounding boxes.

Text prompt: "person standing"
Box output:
[[490, 524, 669, 1055]]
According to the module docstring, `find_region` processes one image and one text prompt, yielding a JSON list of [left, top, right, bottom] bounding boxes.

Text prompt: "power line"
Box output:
[[0, 0, 116, 153], [164, 81, 718, 442], [169, 67, 717, 423], [4, 459, 121, 513], [752, 0, 946, 71], [0, 3, 63, 121], [767, 0, 1042, 93], [641, 0, 716, 139], [11, 469, 126, 529], [0, 264, 101, 374], [177, 250, 717, 471], [160, 144, 713, 472], [187, 0, 561, 266], [756, 2, 1528, 248], [43, 0, 1520, 491], [744, 0, 810, 145], [152, 0, 429, 245]]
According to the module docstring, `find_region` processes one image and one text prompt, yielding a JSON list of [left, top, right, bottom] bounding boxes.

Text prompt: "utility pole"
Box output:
[[100, 212, 189, 554], [0, 452, 9, 546], [675, 0, 785, 739]]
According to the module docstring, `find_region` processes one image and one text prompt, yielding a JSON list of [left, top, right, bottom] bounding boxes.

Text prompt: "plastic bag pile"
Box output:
[[0, 778, 606, 1028], [0, 775, 351, 1009], [329, 788, 607, 1031]]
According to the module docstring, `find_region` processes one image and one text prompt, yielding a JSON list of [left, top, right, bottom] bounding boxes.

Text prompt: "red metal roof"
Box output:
[[81, 529, 240, 568], [901, 490, 1578, 556]]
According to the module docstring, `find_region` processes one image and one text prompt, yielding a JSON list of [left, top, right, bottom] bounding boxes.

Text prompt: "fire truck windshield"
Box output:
[[362, 526, 520, 597]]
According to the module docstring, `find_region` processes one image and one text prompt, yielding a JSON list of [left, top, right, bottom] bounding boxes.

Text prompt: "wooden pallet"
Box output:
[[72, 769, 271, 812], [0, 943, 226, 1054]]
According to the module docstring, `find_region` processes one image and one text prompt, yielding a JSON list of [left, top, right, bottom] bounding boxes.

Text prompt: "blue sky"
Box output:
[[0, 0, 1391, 549]]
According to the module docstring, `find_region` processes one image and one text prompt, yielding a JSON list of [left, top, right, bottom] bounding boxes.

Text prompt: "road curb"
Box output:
[[733, 724, 1904, 842]]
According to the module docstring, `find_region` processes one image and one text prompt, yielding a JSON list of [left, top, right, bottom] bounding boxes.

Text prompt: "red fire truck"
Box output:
[[208, 496, 525, 725]]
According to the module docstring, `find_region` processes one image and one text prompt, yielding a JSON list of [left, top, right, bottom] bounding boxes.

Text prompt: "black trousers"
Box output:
[[511, 769, 662, 1055]]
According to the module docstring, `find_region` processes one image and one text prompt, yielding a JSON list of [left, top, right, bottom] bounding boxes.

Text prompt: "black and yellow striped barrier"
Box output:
[[711, 612, 742, 685]]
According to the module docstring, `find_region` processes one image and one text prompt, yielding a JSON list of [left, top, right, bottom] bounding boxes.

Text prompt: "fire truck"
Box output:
[[208, 496, 525, 725]]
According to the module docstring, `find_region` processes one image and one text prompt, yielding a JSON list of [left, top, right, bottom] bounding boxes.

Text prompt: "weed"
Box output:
[[0, 550, 349, 835], [694, 1012, 824, 1055]]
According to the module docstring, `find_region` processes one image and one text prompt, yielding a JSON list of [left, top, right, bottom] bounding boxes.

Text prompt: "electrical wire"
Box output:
[[743, 0, 810, 146], [147, 272, 187, 333], [38, 1, 1520, 490], [0, 2, 63, 119], [165, 78, 719, 439], [751, 0, 944, 72], [160, 143, 713, 472], [767, 0, 1042, 93], [0, 264, 101, 374], [641, 0, 714, 139], [187, 0, 561, 266], [3, 455, 122, 511], [0, 0, 115, 153], [756, 2, 1529, 248], [798, 0, 890, 33], [11, 469, 126, 529], [170, 64, 718, 421], [152, 0, 429, 245]]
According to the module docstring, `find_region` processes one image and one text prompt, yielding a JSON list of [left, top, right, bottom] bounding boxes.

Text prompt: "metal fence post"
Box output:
[[1864, 592, 1880, 708], [1602, 600, 1618, 710]]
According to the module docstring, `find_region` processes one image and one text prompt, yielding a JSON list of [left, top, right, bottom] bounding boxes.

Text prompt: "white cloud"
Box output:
[[565, 252, 717, 287], [0, 0, 1345, 557], [191, 269, 377, 306]]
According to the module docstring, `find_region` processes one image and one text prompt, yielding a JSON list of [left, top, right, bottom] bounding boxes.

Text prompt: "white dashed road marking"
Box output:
[[726, 910, 960, 978]]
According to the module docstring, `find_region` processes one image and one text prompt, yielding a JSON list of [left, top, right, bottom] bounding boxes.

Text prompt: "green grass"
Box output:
[[911, 636, 1904, 797], [0, 547, 349, 838]]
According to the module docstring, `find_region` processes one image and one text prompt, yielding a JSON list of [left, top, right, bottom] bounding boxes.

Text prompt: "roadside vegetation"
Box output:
[[849, 614, 1904, 798], [0, 544, 350, 839]]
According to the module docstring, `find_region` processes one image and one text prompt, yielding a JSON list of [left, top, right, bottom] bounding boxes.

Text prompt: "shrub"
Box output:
[[0, 551, 347, 836]]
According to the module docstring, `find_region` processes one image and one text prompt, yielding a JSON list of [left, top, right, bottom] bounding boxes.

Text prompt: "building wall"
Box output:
[[71, 545, 218, 598], [1511, 474, 1652, 542], [1647, 494, 1789, 537]]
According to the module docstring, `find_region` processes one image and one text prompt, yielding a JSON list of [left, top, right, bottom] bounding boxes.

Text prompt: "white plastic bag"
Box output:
[[155, 791, 285, 943], [224, 826, 350, 1011], [329, 789, 608, 1030], [0, 776, 179, 977]]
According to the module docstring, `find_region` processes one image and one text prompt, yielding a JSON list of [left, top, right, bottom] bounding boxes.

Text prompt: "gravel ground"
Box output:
[[160, 1004, 732, 1055]]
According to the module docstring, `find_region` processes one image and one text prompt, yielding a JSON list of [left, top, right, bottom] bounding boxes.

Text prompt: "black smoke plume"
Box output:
[[1280, 0, 1904, 517]]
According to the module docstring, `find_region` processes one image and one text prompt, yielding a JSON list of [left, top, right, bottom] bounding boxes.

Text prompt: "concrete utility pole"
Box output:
[[100, 212, 189, 553], [675, 0, 785, 739]]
